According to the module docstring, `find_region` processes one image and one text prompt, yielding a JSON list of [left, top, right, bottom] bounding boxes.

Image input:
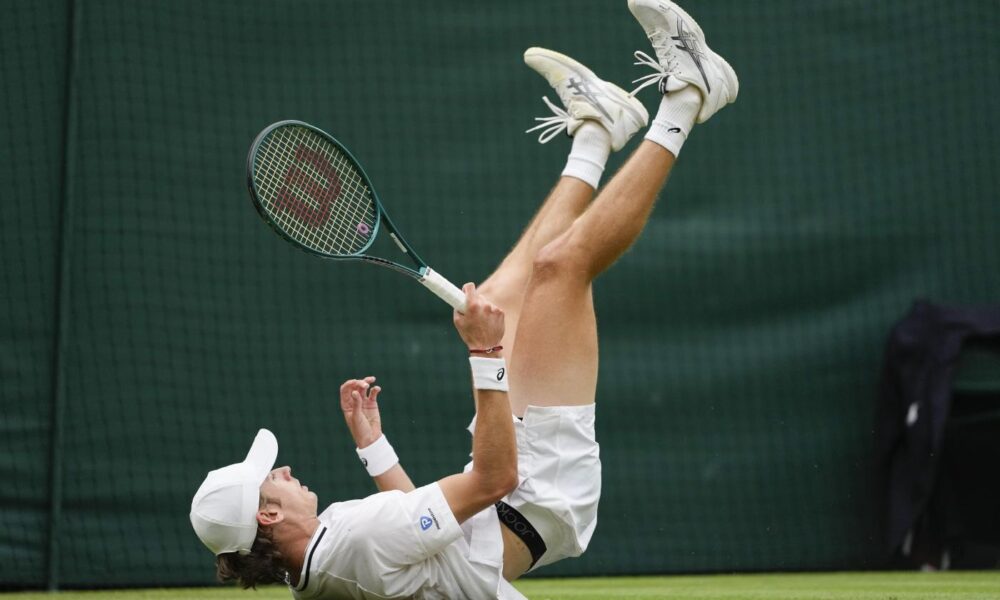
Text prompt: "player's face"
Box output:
[[260, 466, 318, 518]]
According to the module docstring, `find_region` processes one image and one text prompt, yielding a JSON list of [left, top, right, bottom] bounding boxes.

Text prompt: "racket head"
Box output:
[[247, 120, 381, 259]]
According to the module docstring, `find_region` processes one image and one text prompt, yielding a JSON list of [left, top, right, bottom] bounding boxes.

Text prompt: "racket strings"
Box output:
[[260, 128, 370, 252], [253, 126, 377, 255], [257, 134, 352, 251]]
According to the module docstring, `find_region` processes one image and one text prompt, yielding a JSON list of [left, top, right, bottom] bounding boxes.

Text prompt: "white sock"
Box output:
[[644, 86, 701, 158], [561, 122, 611, 189]]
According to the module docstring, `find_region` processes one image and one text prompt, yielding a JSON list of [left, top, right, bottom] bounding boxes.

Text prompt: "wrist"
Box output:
[[468, 344, 504, 358], [470, 351, 504, 359], [356, 434, 398, 477], [356, 435, 381, 449], [469, 356, 509, 392]]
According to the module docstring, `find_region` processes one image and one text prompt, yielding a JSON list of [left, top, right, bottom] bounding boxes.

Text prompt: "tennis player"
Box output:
[[190, 2, 737, 598]]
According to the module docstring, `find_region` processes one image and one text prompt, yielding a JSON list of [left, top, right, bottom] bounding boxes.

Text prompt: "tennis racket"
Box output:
[[246, 120, 467, 312]]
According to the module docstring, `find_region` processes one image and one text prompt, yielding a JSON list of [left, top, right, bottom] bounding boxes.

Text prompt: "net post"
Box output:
[[46, 0, 83, 590]]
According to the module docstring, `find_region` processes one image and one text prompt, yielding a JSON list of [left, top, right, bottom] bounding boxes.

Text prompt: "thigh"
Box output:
[[508, 270, 597, 417]]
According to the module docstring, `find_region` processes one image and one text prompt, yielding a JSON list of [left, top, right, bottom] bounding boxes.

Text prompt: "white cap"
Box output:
[[190, 429, 278, 555]]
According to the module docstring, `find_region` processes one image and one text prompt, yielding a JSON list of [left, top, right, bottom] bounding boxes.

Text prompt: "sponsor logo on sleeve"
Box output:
[[419, 508, 441, 532]]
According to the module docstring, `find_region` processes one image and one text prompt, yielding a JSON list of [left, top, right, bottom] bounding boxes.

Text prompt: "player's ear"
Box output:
[[256, 504, 284, 527]]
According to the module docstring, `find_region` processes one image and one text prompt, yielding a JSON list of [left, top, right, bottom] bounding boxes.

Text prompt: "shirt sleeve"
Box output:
[[351, 482, 464, 567]]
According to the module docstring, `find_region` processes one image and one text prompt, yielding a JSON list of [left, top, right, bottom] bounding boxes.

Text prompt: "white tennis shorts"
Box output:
[[467, 404, 601, 570]]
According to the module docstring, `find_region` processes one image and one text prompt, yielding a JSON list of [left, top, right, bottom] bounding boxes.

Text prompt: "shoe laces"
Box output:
[[630, 32, 679, 96], [525, 96, 575, 144]]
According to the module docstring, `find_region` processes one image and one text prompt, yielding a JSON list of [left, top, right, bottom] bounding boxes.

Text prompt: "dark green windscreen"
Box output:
[[0, 0, 71, 589], [2, 0, 998, 589]]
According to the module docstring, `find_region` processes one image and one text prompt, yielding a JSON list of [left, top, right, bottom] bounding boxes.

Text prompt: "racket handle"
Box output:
[[420, 267, 467, 313]]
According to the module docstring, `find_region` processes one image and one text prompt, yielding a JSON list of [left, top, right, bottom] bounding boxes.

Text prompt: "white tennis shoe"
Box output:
[[524, 47, 648, 151], [628, 0, 739, 123]]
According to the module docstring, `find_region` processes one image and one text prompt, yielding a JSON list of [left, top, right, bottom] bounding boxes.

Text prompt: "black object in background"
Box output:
[[878, 301, 1000, 569]]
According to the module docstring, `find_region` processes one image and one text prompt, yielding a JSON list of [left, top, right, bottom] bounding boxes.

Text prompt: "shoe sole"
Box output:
[[524, 47, 648, 128]]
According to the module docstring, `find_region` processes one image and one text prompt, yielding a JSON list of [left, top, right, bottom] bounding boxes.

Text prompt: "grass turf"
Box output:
[[3, 572, 999, 599]]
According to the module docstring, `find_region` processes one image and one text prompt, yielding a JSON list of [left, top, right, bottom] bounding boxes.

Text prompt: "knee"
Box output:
[[477, 273, 519, 308], [531, 236, 590, 281]]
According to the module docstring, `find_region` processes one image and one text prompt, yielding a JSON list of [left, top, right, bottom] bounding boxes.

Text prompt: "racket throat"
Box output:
[[388, 232, 409, 254]]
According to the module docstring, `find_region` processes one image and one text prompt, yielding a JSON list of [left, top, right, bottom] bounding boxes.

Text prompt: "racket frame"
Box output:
[[246, 120, 466, 311]]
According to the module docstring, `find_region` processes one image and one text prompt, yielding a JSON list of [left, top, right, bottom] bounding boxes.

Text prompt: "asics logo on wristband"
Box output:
[[470, 356, 509, 391], [357, 435, 398, 476]]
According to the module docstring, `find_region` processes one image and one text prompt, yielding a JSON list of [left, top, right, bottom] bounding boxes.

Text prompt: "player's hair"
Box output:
[[215, 495, 288, 589], [215, 526, 287, 589]]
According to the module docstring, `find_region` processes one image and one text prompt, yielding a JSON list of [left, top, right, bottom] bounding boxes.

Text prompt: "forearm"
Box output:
[[438, 354, 518, 523], [356, 433, 416, 491], [439, 282, 515, 523], [372, 463, 415, 493], [438, 386, 517, 522], [469, 386, 518, 488]]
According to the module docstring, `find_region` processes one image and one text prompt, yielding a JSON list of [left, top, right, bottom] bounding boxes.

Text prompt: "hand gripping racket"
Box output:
[[247, 120, 467, 312]]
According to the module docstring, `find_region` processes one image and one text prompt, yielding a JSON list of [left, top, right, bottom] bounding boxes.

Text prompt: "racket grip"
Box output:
[[420, 267, 467, 313]]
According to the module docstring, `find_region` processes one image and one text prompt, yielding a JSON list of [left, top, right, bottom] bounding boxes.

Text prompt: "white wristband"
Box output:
[[356, 434, 398, 477], [469, 356, 508, 392]]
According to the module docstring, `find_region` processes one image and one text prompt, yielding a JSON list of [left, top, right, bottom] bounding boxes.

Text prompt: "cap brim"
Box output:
[[243, 428, 278, 481]]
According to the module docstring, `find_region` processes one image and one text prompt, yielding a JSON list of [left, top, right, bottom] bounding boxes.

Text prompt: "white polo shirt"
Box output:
[[290, 482, 526, 600]]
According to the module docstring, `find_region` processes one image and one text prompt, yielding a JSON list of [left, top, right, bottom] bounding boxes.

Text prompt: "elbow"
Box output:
[[472, 468, 518, 504], [489, 469, 519, 501]]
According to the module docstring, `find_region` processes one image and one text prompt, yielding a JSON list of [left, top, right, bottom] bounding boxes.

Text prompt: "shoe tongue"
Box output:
[[558, 84, 599, 120], [660, 76, 690, 94], [567, 100, 603, 123]]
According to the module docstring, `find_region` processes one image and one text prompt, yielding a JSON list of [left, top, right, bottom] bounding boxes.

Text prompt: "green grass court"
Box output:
[[4, 573, 998, 600]]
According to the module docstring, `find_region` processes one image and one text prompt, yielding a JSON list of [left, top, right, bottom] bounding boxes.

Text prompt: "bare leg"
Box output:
[[509, 141, 675, 412], [478, 177, 594, 357]]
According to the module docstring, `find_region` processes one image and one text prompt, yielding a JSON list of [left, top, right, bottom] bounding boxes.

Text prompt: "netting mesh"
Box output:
[[2, 0, 999, 589]]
